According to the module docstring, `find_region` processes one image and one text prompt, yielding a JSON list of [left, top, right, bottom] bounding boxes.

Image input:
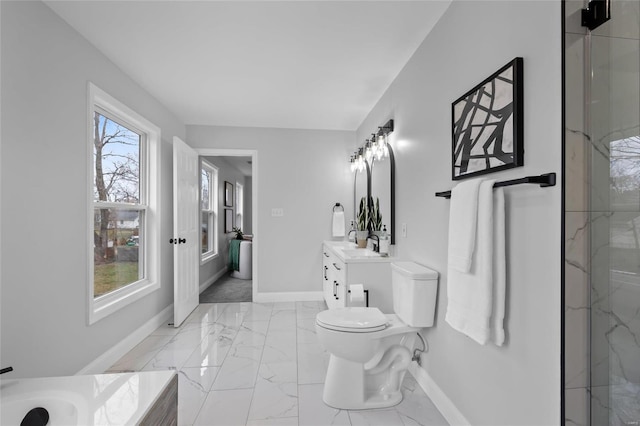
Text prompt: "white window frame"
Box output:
[[235, 181, 244, 232], [87, 82, 161, 325], [201, 160, 219, 264]]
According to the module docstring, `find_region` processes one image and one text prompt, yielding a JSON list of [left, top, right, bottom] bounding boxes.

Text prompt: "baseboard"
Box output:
[[253, 291, 324, 303], [408, 363, 470, 426], [76, 304, 174, 375], [200, 267, 229, 294]]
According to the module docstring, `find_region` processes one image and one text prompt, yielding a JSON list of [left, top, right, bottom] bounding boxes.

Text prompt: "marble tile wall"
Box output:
[[564, 1, 640, 425]]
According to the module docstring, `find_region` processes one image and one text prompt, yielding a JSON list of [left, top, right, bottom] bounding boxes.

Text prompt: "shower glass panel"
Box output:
[[588, 2, 640, 423]]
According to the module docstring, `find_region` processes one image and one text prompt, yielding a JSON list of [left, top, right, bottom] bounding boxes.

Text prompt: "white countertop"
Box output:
[[0, 370, 176, 426], [323, 240, 395, 263]]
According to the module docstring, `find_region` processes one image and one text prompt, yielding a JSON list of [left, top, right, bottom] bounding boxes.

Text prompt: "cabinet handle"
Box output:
[[333, 280, 337, 297], [335, 282, 339, 300], [323, 252, 330, 257], [324, 266, 328, 280], [332, 262, 341, 271]]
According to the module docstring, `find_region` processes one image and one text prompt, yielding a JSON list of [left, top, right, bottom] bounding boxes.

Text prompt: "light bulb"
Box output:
[[364, 141, 372, 162]]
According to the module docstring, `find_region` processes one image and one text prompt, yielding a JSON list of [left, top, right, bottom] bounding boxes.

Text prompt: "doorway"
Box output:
[[196, 149, 258, 303]]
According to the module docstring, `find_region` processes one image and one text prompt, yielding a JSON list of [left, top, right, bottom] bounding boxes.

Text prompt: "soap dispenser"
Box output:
[[348, 220, 356, 243], [379, 225, 389, 256]]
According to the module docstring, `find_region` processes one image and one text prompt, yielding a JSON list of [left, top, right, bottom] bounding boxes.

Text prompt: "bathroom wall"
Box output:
[[357, 1, 562, 424], [244, 177, 253, 235], [0, 1, 183, 377], [199, 156, 248, 288], [186, 125, 354, 297]]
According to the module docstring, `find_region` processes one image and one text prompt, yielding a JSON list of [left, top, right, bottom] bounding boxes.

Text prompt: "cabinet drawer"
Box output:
[[330, 258, 345, 275]]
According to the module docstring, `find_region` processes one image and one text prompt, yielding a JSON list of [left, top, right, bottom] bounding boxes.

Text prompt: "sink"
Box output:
[[341, 249, 381, 258]]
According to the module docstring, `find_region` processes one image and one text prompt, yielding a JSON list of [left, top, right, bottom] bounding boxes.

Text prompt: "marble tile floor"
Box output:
[[107, 301, 448, 426]]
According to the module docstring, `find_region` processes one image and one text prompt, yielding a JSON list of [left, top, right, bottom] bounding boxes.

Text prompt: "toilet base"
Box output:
[[322, 354, 406, 410]]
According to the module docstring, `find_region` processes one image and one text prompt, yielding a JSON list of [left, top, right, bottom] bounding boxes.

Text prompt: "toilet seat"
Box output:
[[316, 307, 388, 333]]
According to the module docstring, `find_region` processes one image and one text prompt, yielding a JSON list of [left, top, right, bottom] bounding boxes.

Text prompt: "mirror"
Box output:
[[353, 164, 370, 229], [370, 146, 395, 244]]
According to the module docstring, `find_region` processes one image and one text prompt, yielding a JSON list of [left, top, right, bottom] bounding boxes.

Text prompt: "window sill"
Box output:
[[88, 279, 160, 325], [200, 252, 219, 265]]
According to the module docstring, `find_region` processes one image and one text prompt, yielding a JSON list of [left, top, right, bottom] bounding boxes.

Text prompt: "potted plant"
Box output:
[[356, 197, 369, 248], [232, 226, 244, 240], [369, 196, 382, 235]]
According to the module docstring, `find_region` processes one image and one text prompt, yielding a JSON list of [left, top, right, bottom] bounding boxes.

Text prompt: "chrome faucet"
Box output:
[[367, 234, 380, 252]]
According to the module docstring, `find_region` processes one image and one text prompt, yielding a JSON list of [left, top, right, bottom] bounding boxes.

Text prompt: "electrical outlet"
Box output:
[[402, 223, 407, 237], [271, 208, 284, 217]]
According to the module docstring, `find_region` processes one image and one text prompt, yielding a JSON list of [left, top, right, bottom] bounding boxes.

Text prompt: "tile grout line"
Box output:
[[243, 302, 272, 426], [186, 303, 228, 426]]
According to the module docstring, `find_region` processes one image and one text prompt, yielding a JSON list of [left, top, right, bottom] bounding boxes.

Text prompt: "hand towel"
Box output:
[[332, 211, 345, 237], [229, 239, 242, 271], [445, 179, 499, 345], [447, 178, 484, 273], [491, 187, 506, 346]]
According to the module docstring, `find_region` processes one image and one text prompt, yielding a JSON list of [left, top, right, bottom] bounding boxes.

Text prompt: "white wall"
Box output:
[[0, 1, 183, 377], [357, 1, 562, 424], [199, 156, 248, 288], [244, 177, 253, 235], [187, 126, 354, 296]]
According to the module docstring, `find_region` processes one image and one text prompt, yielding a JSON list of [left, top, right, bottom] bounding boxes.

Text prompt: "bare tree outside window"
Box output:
[[93, 111, 143, 297]]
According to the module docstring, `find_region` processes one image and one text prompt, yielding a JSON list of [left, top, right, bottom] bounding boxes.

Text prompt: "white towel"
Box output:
[[447, 178, 484, 273], [491, 187, 506, 346], [445, 179, 506, 345], [332, 211, 345, 237]]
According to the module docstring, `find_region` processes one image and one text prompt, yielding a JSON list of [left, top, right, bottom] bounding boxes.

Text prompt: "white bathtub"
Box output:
[[0, 371, 175, 425]]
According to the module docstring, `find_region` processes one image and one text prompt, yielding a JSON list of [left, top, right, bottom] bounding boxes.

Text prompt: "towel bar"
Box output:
[[435, 172, 556, 199]]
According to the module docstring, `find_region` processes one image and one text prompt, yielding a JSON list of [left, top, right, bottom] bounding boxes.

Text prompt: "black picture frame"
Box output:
[[224, 208, 233, 233], [224, 181, 233, 207], [451, 57, 523, 180]]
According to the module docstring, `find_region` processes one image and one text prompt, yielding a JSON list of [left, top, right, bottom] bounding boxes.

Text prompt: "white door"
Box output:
[[173, 136, 199, 327]]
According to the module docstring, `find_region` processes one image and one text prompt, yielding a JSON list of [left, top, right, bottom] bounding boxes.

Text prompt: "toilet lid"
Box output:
[[316, 307, 388, 333]]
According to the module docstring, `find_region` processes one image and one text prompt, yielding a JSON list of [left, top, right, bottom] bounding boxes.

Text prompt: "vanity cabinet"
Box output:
[[321, 242, 395, 313], [322, 247, 347, 309]]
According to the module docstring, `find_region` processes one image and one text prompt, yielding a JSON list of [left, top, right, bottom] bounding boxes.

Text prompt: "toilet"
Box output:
[[315, 261, 438, 410]]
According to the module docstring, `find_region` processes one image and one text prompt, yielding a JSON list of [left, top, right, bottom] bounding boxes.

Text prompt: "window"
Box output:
[[88, 83, 160, 324], [235, 182, 244, 232], [201, 160, 219, 263]]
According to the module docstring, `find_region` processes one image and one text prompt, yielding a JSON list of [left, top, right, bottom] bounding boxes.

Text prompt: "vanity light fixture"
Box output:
[[357, 148, 366, 172], [348, 119, 394, 171], [365, 140, 373, 162]]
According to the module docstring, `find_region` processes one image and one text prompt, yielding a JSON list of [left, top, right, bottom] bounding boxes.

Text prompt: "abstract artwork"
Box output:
[[451, 57, 523, 180]]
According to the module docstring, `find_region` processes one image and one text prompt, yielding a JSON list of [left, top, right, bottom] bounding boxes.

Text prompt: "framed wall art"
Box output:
[[224, 208, 233, 233], [451, 57, 523, 180], [224, 181, 234, 207]]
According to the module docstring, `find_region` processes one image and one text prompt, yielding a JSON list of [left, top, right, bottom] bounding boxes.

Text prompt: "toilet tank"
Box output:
[[391, 262, 439, 327]]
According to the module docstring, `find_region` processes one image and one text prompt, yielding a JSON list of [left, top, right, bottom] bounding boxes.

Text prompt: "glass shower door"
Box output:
[[587, 1, 640, 423]]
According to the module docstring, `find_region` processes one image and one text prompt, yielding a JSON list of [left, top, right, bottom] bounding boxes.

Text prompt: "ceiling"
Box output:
[[45, 1, 451, 131], [218, 156, 253, 177]]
